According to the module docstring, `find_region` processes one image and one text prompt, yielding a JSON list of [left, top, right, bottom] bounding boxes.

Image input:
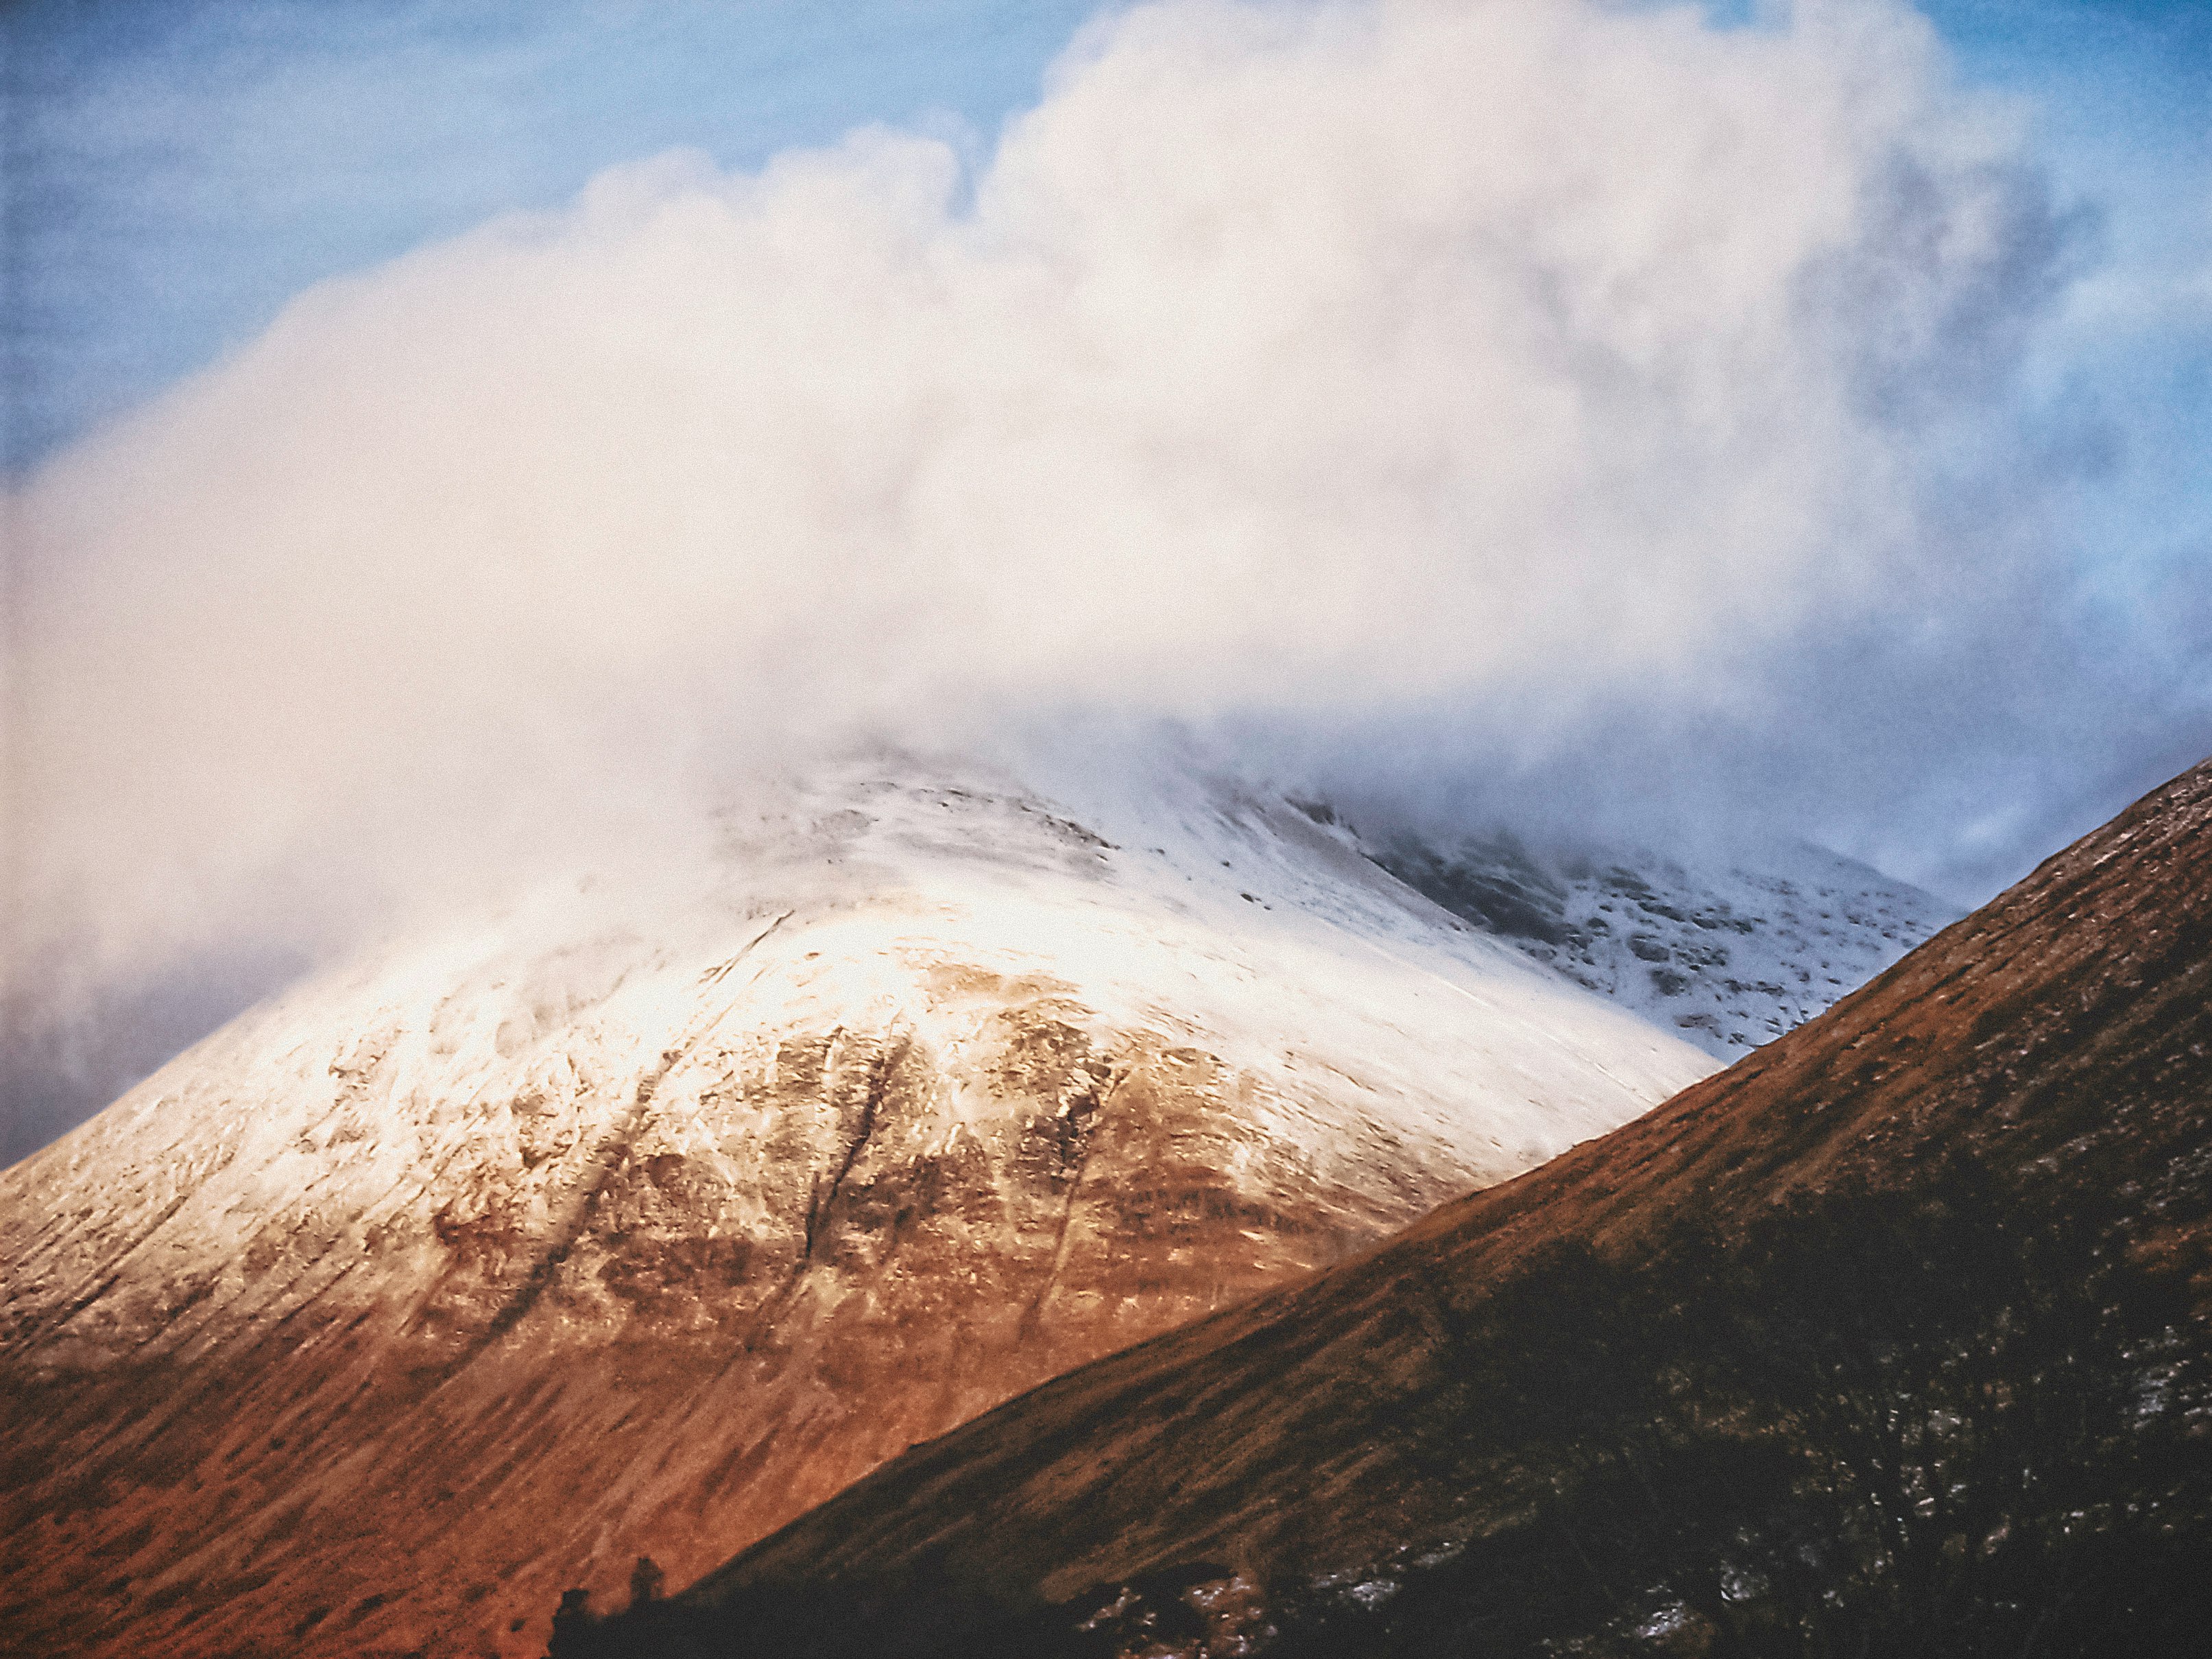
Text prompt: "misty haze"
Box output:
[[3, 2, 2207, 1656]]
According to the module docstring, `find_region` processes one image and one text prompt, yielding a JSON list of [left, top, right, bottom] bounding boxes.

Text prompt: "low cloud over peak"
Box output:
[[6, 0, 2204, 1151]]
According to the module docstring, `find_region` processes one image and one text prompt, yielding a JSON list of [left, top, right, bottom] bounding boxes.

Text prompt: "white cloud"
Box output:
[[5, 0, 2090, 1021]]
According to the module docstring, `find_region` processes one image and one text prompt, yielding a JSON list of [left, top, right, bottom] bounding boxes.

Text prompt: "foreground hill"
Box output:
[[0, 754, 1707, 1659], [581, 756, 2212, 1656]]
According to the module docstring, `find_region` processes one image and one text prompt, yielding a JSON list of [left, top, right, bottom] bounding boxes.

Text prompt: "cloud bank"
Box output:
[[7, 0, 2204, 1149]]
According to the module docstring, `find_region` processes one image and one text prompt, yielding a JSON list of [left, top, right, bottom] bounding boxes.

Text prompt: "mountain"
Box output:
[[1358, 820, 1953, 1058], [0, 752, 1710, 1659], [579, 756, 2212, 1657]]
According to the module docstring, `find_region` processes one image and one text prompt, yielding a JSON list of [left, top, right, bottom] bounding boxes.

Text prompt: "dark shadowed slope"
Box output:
[[571, 755, 2212, 1655]]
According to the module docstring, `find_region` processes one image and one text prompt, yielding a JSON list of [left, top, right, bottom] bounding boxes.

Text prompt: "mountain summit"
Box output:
[[0, 752, 1708, 1658], [581, 756, 2212, 1657]]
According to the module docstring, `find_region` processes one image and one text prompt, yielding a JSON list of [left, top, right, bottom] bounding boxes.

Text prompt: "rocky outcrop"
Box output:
[[1369, 825, 1953, 1057]]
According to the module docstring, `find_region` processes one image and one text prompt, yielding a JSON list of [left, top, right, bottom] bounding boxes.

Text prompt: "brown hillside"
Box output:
[[644, 756, 2212, 1645]]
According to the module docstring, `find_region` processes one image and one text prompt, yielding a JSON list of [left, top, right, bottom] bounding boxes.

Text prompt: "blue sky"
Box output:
[[3, 0, 2205, 865], [8, 0, 2203, 826], [4, 0, 1101, 467], [4, 1, 2204, 477], [5, 4, 2205, 776], [1924, 1, 2209, 615]]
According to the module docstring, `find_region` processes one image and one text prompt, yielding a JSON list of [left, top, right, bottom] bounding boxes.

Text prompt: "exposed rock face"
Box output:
[[0, 757, 1707, 1658], [1367, 826, 1953, 1058], [627, 756, 2212, 1656]]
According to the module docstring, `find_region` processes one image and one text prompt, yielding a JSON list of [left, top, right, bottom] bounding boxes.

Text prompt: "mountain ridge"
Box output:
[[597, 754, 2212, 1656]]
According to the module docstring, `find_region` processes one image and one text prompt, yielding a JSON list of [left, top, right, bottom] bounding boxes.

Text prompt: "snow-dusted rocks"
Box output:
[[1365, 826, 1953, 1058], [0, 755, 1708, 1659]]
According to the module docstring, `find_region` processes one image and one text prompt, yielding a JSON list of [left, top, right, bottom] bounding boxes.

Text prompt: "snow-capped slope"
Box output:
[[1363, 824, 1956, 1058], [620, 765, 2212, 1659], [0, 751, 1709, 1659]]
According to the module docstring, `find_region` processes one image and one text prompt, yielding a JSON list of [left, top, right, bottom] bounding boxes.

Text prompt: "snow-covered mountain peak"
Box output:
[[1, 749, 1711, 1659]]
